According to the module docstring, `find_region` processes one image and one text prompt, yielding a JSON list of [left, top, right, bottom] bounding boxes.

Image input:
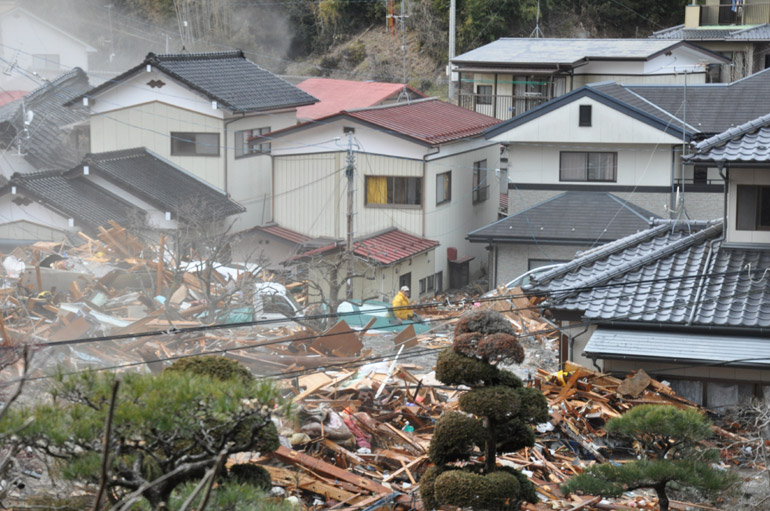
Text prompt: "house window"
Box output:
[[171, 132, 220, 156], [436, 171, 451, 205], [32, 54, 59, 70], [694, 166, 709, 184], [365, 176, 422, 206], [579, 105, 592, 127], [476, 85, 492, 105], [235, 127, 271, 157], [736, 185, 770, 231], [420, 272, 442, 294], [472, 160, 489, 204], [559, 152, 617, 182], [399, 272, 411, 291]]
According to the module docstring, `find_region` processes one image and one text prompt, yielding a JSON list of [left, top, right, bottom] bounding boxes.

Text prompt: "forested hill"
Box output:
[[26, 0, 689, 91]]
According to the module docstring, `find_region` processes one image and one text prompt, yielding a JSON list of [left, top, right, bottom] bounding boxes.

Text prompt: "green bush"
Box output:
[[433, 469, 521, 511], [166, 355, 254, 384], [228, 464, 272, 490], [454, 310, 516, 336], [459, 385, 520, 421], [436, 348, 520, 387], [428, 412, 486, 465]]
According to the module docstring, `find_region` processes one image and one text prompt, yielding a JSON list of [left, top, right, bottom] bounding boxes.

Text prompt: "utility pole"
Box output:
[[448, 0, 456, 100], [345, 130, 355, 300]]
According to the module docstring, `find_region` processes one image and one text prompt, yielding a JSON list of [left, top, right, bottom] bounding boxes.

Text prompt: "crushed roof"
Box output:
[[452, 38, 724, 66], [467, 192, 657, 245], [295, 78, 425, 120], [78, 148, 244, 221], [2, 171, 140, 231], [529, 220, 770, 329], [69, 51, 318, 113], [3, 68, 90, 170]]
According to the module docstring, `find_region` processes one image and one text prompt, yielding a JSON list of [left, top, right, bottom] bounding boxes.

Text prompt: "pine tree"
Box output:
[[562, 405, 737, 511], [420, 310, 549, 511]]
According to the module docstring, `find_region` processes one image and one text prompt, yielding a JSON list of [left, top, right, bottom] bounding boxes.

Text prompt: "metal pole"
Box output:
[[448, 0, 456, 101], [346, 131, 355, 300]]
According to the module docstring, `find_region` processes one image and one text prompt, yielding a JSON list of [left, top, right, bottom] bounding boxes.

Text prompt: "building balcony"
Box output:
[[686, 2, 770, 27], [458, 93, 550, 121]]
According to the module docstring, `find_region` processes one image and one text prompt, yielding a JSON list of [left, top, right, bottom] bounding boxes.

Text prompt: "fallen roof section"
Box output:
[[467, 191, 657, 245]]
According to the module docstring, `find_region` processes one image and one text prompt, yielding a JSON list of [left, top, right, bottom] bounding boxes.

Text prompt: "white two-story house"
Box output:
[[66, 51, 318, 231]]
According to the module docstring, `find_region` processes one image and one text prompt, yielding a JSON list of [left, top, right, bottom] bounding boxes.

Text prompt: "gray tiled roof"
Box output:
[[452, 38, 721, 66], [70, 51, 317, 113], [686, 112, 770, 162], [594, 68, 770, 134], [650, 23, 770, 41], [80, 147, 244, 220], [4, 68, 90, 171], [3, 171, 140, 231], [467, 191, 657, 245], [529, 220, 770, 329]]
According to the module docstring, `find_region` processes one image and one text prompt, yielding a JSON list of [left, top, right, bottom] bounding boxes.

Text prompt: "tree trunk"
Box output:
[[654, 483, 669, 511], [485, 417, 497, 473]]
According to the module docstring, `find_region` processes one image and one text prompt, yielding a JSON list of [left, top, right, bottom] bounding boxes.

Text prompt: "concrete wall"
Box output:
[[490, 243, 582, 288]]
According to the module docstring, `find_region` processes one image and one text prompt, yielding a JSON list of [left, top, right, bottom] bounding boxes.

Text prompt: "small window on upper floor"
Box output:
[[171, 132, 220, 156], [472, 160, 489, 204], [235, 127, 271, 157], [737, 185, 770, 231], [436, 171, 451, 205], [579, 105, 592, 127]]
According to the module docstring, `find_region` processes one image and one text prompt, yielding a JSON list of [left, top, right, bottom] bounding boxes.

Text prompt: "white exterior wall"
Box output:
[[492, 243, 582, 289], [227, 111, 297, 230], [82, 174, 177, 230], [0, 8, 91, 90], [727, 168, 770, 244], [507, 142, 674, 187], [571, 73, 707, 88], [425, 143, 500, 279], [0, 194, 73, 240]]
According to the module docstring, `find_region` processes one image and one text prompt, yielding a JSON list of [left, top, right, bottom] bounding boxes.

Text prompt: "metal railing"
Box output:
[[673, 177, 725, 186], [458, 93, 550, 120], [699, 2, 770, 25]]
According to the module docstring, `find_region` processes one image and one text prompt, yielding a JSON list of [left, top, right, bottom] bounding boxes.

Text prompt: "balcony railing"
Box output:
[[458, 93, 550, 120], [699, 2, 770, 25]]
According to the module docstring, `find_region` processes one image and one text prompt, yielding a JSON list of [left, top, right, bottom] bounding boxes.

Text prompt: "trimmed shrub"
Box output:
[[228, 464, 272, 490], [428, 412, 486, 465], [166, 355, 253, 384], [454, 310, 516, 336], [459, 386, 521, 421], [433, 469, 521, 511]]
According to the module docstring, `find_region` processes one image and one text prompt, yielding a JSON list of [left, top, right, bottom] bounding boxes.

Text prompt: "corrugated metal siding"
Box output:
[[273, 153, 340, 238]]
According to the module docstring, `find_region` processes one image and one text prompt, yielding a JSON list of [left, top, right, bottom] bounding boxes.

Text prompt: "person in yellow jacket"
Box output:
[[392, 286, 415, 321]]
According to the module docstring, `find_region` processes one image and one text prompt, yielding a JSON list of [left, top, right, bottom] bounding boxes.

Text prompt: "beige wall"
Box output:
[[90, 102, 226, 190], [491, 243, 583, 289]]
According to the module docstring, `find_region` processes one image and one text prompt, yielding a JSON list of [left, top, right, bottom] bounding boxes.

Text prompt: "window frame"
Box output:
[[170, 132, 221, 157], [559, 151, 617, 183], [579, 105, 592, 127], [736, 184, 770, 231], [364, 176, 422, 208], [472, 160, 489, 204], [476, 85, 493, 105], [235, 127, 271, 158], [436, 171, 452, 206]]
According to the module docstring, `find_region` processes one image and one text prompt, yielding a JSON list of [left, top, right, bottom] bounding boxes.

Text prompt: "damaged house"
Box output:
[[526, 112, 770, 408]]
